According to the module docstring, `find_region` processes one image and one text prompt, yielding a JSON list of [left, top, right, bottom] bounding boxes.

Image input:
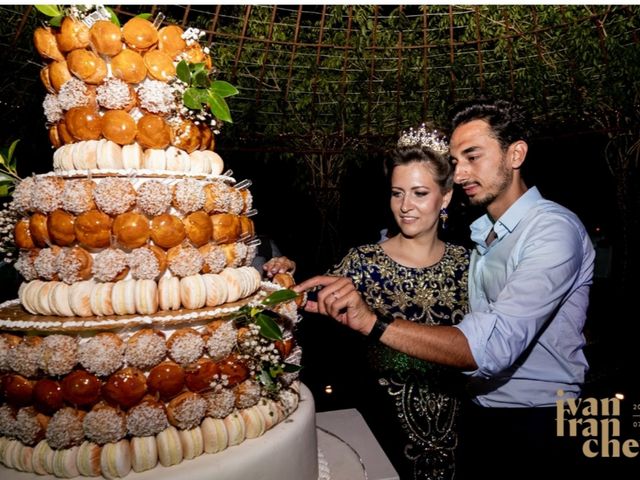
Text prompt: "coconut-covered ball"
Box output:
[[125, 329, 167, 370], [34, 247, 61, 281], [11, 177, 36, 213], [46, 407, 85, 450], [58, 78, 91, 110], [173, 179, 205, 213], [39, 334, 78, 377], [136, 180, 172, 216], [15, 406, 48, 446], [167, 245, 203, 278], [43, 94, 63, 124], [92, 248, 128, 282], [234, 380, 262, 409], [0, 404, 18, 438], [167, 328, 204, 366], [167, 392, 207, 430], [8, 336, 43, 378], [205, 321, 237, 361], [96, 78, 133, 110], [202, 388, 236, 419], [78, 333, 124, 377], [137, 79, 175, 115], [128, 247, 163, 280], [126, 396, 169, 437], [62, 179, 96, 215], [83, 403, 127, 445], [32, 177, 64, 214], [93, 177, 136, 216]]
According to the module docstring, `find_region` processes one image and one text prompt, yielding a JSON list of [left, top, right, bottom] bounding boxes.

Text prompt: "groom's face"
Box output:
[[449, 119, 512, 208]]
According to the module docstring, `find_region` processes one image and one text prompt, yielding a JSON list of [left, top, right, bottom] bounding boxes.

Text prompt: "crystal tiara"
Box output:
[[397, 123, 449, 155]]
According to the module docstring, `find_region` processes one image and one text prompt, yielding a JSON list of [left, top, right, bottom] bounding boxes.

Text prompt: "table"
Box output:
[[316, 409, 399, 480]]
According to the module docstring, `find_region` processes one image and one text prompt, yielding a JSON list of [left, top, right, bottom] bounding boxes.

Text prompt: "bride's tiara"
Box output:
[[397, 124, 449, 155]]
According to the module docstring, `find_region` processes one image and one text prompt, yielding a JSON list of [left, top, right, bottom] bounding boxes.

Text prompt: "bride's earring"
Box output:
[[439, 207, 448, 229]]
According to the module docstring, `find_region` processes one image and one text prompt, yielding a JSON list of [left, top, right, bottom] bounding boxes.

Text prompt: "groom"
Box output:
[[294, 98, 595, 477]]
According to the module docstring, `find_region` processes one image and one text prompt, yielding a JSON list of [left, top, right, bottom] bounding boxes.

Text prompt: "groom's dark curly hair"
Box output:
[[450, 98, 532, 151]]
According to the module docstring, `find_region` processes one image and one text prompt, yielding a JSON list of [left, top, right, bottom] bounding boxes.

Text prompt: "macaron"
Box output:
[[31, 439, 55, 475], [76, 441, 102, 477], [178, 427, 204, 460], [179, 275, 206, 310], [156, 426, 183, 467], [200, 417, 228, 454], [90, 282, 115, 316], [223, 412, 246, 447], [158, 276, 181, 311], [135, 278, 159, 315], [241, 406, 266, 439], [52, 445, 80, 478], [112, 279, 137, 315], [130, 436, 158, 473], [100, 439, 131, 479], [69, 280, 96, 317], [202, 273, 228, 307], [122, 143, 143, 169], [49, 281, 74, 317]]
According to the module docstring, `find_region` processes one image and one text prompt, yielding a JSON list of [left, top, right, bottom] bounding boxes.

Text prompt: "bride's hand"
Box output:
[[294, 276, 377, 336], [263, 256, 296, 278]]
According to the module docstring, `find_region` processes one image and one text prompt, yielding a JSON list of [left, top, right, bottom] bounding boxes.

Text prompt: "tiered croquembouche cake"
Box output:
[[0, 6, 319, 480]]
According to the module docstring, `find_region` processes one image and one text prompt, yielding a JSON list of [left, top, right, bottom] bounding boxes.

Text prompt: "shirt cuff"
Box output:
[[454, 312, 498, 378]]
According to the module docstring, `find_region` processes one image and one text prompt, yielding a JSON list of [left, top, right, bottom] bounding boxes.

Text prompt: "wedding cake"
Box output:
[[0, 6, 319, 479]]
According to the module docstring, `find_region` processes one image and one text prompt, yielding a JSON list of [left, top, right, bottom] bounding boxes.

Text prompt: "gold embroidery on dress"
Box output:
[[330, 243, 469, 480]]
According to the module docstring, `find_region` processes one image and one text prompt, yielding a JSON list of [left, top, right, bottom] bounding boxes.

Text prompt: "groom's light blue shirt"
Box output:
[[455, 187, 595, 407]]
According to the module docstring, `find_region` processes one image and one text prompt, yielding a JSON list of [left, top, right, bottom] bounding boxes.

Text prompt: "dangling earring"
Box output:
[[439, 207, 448, 229]]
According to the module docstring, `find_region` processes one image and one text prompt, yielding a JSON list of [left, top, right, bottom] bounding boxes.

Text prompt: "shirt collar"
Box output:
[[470, 187, 542, 252]]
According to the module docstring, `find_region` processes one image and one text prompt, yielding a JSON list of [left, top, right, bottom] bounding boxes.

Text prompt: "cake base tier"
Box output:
[[0, 385, 319, 480]]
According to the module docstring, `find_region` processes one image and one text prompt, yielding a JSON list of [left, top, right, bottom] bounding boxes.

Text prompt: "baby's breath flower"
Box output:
[[0, 203, 19, 264]]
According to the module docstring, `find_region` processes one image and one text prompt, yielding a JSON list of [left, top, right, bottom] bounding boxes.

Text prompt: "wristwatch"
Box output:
[[368, 312, 395, 341]]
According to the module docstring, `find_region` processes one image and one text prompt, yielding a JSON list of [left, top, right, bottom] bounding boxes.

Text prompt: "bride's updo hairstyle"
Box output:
[[385, 124, 453, 193]]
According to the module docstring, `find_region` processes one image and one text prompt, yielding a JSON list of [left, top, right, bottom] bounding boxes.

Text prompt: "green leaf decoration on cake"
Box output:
[[34, 5, 63, 17], [176, 60, 239, 124], [210, 81, 239, 98], [228, 286, 301, 395], [262, 289, 298, 306], [34, 5, 64, 26], [255, 312, 283, 341], [259, 369, 276, 391], [0, 139, 21, 198], [231, 288, 298, 340], [283, 363, 302, 373], [35, 5, 121, 27], [207, 92, 232, 123], [176, 61, 191, 83], [183, 88, 207, 110], [106, 7, 121, 27]]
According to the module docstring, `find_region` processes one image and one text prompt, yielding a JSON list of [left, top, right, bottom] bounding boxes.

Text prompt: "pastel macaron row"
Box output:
[[53, 140, 224, 176], [18, 267, 262, 318]]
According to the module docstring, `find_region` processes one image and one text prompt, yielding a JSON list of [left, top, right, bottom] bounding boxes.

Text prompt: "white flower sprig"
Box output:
[[0, 202, 18, 264]]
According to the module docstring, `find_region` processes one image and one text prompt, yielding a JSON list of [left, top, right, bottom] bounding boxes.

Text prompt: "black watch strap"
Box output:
[[368, 313, 394, 341]]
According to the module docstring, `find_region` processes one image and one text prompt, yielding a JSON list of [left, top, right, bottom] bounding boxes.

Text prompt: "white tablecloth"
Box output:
[[316, 409, 399, 480]]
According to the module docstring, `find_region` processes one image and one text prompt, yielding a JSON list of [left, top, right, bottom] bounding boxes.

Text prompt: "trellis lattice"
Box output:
[[0, 4, 639, 152]]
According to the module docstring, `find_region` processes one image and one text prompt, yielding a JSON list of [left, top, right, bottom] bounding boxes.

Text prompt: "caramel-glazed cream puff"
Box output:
[[150, 213, 185, 249], [89, 20, 123, 56], [113, 212, 150, 250]]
